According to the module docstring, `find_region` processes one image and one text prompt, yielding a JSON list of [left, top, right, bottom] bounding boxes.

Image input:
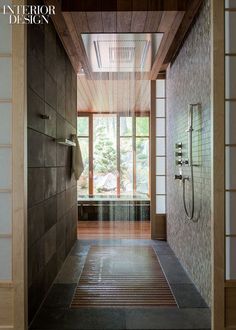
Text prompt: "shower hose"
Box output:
[[182, 128, 195, 221]]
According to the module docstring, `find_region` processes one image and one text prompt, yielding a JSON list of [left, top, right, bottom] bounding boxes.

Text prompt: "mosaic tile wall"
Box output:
[[166, 0, 211, 306]]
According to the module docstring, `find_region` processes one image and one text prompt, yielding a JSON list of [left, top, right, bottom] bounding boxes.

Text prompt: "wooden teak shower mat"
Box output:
[[71, 246, 177, 308]]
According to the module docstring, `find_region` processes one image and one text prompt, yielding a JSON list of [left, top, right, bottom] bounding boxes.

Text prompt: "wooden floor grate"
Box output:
[[71, 246, 177, 308]]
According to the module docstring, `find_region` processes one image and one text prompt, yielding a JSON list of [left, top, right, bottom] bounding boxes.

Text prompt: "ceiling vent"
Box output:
[[82, 33, 163, 73]]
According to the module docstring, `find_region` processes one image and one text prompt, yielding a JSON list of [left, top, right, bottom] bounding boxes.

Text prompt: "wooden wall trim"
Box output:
[[211, 0, 225, 329], [12, 1, 27, 328]]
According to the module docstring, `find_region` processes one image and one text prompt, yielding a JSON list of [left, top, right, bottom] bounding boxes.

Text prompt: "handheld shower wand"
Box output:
[[183, 103, 201, 221]]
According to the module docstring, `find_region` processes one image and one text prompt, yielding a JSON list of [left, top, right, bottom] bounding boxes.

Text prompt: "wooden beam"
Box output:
[[62, 11, 93, 78], [164, 0, 204, 66], [61, 0, 188, 12], [150, 11, 184, 79], [44, 0, 81, 73]]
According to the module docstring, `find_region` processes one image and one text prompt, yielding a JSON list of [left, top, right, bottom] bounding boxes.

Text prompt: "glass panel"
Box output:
[[0, 13, 12, 53], [156, 118, 165, 137], [120, 117, 132, 136], [77, 138, 89, 196], [226, 192, 236, 235], [156, 80, 165, 98], [0, 238, 12, 280], [93, 115, 117, 195], [0, 58, 12, 99], [136, 117, 149, 136], [0, 192, 12, 234], [156, 98, 165, 117], [136, 137, 149, 195], [225, 0, 236, 9], [225, 12, 236, 53], [156, 176, 166, 194], [156, 195, 166, 213], [120, 137, 133, 194], [0, 103, 12, 145], [156, 137, 165, 156], [156, 157, 165, 175], [225, 146, 236, 189], [225, 56, 236, 99], [77, 117, 89, 136], [225, 101, 236, 144], [226, 237, 236, 280], [0, 148, 12, 189]]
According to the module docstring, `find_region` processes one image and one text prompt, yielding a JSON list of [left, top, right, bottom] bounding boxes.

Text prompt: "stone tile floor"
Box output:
[[30, 239, 211, 330]]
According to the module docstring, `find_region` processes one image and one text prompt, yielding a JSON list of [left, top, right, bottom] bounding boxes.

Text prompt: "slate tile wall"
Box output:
[[166, 0, 211, 306], [27, 19, 77, 323]]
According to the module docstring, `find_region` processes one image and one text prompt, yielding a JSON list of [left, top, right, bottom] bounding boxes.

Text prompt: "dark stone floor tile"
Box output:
[[55, 256, 84, 284], [125, 307, 211, 329], [43, 284, 77, 308], [157, 254, 192, 284], [170, 284, 208, 308], [30, 307, 126, 330], [152, 244, 175, 255]]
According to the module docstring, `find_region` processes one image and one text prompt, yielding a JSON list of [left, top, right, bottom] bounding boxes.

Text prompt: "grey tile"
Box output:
[[28, 202, 45, 247], [27, 87, 45, 134], [45, 71, 57, 110], [157, 254, 192, 284], [55, 256, 84, 284], [44, 225, 57, 264], [125, 308, 211, 329], [28, 54, 45, 100], [57, 84, 66, 119], [44, 168, 57, 199], [45, 23, 57, 79], [57, 167, 66, 193], [45, 136, 57, 167], [28, 237, 45, 287], [28, 129, 45, 167], [43, 284, 77, 308], [28, 168, 45, 207], [44, 196, 57, 232], [45, 104, 57, 138], [171, 284, 208, 308], [57, 191, 66, 221], [28, 23, 44, 65], [30, 307, 126, 330]]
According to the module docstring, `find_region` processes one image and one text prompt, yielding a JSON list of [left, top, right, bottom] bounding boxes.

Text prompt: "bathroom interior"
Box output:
[[0, 0, 229, 329]]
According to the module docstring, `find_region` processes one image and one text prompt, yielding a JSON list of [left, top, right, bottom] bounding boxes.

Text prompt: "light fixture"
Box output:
[[78, 66, 85, 76]]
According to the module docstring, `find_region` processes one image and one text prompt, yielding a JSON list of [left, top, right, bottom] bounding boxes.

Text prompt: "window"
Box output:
[[77, 114, 150, 198]]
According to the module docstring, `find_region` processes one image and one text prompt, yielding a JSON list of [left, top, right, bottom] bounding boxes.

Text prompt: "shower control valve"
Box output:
[[176, 160, 183, 166], [175, 151, 183, 157], [174, 174, 182, 180], [175, 142, 182, 149]]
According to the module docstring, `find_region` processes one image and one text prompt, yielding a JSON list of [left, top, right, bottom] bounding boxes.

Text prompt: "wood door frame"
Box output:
[[211, 0, 225, 329]]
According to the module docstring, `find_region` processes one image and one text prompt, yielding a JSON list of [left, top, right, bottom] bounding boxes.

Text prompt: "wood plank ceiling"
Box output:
[[46, 0, 203, 113]]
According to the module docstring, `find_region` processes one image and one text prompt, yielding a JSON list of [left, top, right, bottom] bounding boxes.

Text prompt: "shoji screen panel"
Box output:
[[225, 1, 236, 328], [156, 79, 166, 214]]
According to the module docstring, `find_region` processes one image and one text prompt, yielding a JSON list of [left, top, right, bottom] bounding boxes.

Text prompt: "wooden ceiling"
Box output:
[[77, 77, 150, 113], [45, 0, 203, 113]]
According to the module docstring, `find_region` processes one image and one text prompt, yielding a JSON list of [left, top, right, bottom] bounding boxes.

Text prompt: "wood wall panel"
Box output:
[[225, 286, 236, 328], [0, 286, 13, 326]]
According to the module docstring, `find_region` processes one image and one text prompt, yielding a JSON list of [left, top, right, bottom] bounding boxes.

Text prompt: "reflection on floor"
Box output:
[[30, 239, 211, 330], [78, 221, 151, 240]]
